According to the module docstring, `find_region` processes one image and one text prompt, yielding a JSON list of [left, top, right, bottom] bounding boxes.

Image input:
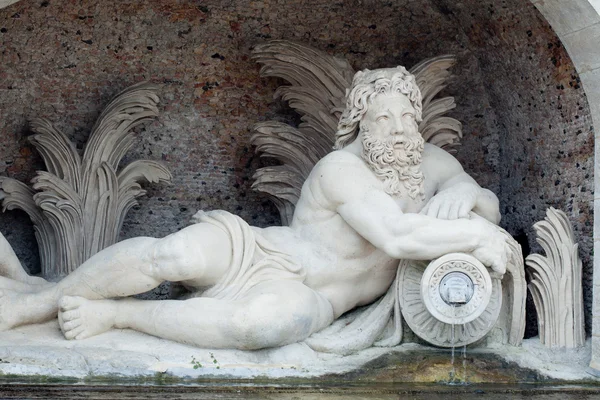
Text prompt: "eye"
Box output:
[[376, 115, 389, 123], [403, 112, 415, 119]]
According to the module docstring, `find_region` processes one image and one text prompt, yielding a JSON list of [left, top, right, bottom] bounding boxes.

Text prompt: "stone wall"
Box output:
[[0, 0, 593, 334], [434, 0, 595, 335]]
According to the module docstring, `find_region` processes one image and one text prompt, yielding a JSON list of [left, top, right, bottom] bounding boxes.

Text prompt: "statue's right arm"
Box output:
[[315, 153, 508, 272]]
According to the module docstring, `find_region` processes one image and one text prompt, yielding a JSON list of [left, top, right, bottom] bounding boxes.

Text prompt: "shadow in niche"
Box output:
[[513, 229, 538, 339]]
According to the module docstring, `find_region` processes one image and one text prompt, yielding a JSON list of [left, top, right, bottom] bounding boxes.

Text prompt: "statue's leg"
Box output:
[[0, 230, 49, 286], [0, 222, 232, 331], [58, 280, 335, 349], [0, 276, 55, 293]]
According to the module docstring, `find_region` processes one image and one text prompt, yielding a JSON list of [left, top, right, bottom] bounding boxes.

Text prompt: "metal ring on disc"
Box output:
[[420, 253, 493, 325]]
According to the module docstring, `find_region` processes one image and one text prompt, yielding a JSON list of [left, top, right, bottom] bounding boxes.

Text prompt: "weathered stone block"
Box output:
[[562, 23, 600, 72], [532, 0, 600, 36], [581, 68, 600, 133]]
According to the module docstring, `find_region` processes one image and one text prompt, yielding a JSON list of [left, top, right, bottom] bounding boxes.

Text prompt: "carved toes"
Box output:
[[63, 325, 85, 340], [58, 296, 87, 340]]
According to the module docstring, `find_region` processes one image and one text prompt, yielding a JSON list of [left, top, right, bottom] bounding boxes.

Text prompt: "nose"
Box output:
[[390, 117, 405, 136]]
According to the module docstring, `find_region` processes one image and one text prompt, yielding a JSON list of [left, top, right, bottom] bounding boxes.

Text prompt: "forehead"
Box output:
[[367, 93, 414, 114]]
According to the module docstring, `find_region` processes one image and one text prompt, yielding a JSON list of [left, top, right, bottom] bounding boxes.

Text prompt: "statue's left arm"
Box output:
[[421, 145, 501, 224]]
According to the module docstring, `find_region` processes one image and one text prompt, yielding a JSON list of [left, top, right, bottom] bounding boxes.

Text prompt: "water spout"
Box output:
[[440, 271, 474, 307], [448, 306, 469, 385], [417, 253, 497, 349], [442, 276, 473, 385]]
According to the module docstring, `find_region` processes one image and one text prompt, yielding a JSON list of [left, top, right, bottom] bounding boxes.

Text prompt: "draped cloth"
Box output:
[[191, 210, 525, 355], [191, 210, 401, 355], [304, 261, 406, 355], [192, 210, 306, 301], [305, 230, 526, 355]]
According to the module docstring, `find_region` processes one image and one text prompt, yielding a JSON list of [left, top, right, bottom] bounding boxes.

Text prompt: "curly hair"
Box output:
[[334, 66, 422, 150]]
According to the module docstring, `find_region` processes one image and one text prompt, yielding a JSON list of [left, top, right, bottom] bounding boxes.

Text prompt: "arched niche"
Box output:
[[0, 0, 599, 370], [530, 0, 600, 372]]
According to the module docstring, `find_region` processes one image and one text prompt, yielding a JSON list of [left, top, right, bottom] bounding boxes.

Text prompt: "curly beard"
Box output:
[[361, 130, 425, 199]]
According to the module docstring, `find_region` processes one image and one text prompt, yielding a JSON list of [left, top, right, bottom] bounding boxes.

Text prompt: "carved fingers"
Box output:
[[422, 182, 479, 220], [471, 225, 509, 276]]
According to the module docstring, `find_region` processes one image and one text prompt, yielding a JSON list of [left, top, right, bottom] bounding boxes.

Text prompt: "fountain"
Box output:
[[421, 253, 494, 384], [398, 252, 509, 350], [421, 253, 493, 326]]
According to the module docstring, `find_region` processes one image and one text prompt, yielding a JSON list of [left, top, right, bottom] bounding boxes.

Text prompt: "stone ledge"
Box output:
[[0, 321, 597, 385]]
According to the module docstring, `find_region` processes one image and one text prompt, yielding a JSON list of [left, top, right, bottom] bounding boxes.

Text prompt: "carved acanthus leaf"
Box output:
[[410, 55, 462, 151], [525, 207, 585, 348], [0, 83, 171, 279], [503, 228, 527, 346], [83, 82, 160, 171], [0, 178, 57, 273], [29, 118, 82, 191], [117, 159, 172, 235]]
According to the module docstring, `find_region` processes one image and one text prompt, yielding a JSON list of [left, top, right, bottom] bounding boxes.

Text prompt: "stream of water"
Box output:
[[448, 305, 468, 385]]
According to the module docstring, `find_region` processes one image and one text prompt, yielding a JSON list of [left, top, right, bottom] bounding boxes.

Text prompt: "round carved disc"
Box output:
[[398, 257, 502, 348], [421, 253, 492, 325]]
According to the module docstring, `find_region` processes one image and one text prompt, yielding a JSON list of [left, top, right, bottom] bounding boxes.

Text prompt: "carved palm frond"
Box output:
[[0, 178, 57, 274], [525, 207, 585, 348], [410, 55, 462, 151], [116, 159, 172, 237], [28, 118, 82, 190], [0, 83, 171, 279], [251, 40, 463, 224]]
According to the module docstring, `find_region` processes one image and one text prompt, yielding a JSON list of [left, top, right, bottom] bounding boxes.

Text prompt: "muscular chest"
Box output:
[[393, 180, 436, 213]]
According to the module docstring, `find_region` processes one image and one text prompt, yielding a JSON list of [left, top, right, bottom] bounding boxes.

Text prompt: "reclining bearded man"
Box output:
[[0, 66, 510, 350]]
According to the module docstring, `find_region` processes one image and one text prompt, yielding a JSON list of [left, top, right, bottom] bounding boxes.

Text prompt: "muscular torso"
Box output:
[[260, 144, 444, 318]]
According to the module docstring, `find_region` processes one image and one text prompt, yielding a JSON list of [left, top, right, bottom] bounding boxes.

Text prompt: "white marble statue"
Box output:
[[0, 66, 511, 351]]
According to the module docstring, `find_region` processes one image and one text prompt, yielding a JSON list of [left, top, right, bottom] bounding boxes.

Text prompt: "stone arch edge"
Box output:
[[2, 0, 600, 373]]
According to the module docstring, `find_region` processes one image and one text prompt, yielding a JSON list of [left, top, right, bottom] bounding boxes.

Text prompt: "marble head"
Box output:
[[334, 66, 423, 150], [335, 66, 425, 199]]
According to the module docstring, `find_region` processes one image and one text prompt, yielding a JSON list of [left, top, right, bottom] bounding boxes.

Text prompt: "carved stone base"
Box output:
[[398, 257, 502, 348], [0, 321, 593, 383]]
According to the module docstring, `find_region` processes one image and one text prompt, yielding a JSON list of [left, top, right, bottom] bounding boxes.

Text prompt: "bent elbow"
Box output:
[[382, 241, 408, 260], [493, 211, 501, 225]]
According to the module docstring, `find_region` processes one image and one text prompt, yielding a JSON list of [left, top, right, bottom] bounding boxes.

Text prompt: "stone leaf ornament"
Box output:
[[0, 83, 172, 280], [526, 207, 585, 348], [251, 40, 462, 224]]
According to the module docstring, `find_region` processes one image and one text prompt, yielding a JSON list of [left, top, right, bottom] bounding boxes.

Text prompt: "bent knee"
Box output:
[[144, 223, 232, 282], [142, 235, 202, 281]]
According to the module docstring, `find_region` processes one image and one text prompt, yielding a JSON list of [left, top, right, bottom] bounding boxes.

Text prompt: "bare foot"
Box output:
[[59, 296, 117, 340]]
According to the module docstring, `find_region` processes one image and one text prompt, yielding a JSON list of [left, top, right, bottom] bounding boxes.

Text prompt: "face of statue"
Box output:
[[360, 93, 420, 161], [359, 93, 425, 199]]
